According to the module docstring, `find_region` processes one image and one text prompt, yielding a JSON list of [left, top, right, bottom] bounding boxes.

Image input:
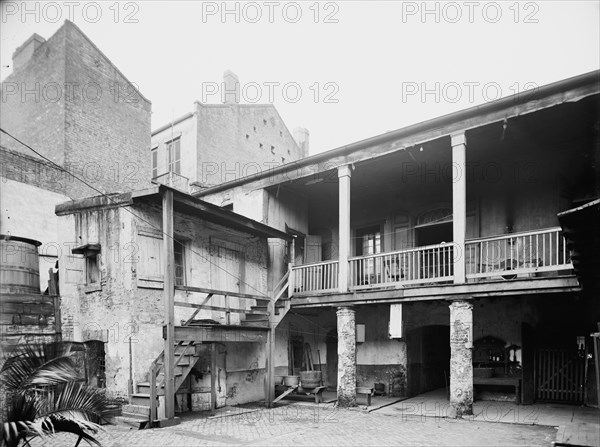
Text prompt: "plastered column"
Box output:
[[336, 306, 356, 407], [338, 165, 351, 292], [451, 133, 466, 284], [449, 299, 473, 417]]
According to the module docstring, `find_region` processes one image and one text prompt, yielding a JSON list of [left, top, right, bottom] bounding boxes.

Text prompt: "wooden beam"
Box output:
[[174, 325, 268, 343], [163, 188, 175, 420], [176, 285, 269, 301], [174, 301, 268, 315], [290, 276, 581, 308]]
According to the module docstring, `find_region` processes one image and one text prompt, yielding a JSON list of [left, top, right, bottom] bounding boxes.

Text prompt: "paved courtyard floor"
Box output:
[[28, 402, 558, 447]]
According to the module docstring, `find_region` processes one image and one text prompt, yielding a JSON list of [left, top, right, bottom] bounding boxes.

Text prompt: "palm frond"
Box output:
[[36, 382, 112, 423], [1, 343, 111, 447], [1, 343, 78, 392]]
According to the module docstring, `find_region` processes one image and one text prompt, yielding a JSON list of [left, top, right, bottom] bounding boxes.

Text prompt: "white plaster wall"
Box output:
[[1, 178, 71, 291]]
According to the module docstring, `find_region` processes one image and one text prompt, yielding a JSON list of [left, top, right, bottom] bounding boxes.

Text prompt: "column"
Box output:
[[449, 299, 473, 417], [162, 188, 175, 419], [451, 133, 467, 284], [338, 165, 351, 292], [337, 306, 356, 407]]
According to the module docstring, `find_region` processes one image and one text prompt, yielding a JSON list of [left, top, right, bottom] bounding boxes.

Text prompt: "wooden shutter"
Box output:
[[389, 304, 403, 338], [65, 254, 84, 284], [137, 226, 164, 289]]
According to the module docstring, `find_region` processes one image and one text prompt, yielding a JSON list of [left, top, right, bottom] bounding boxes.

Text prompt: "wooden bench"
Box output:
[[473, 377, 521, 404], [274, 385, 326, 404], [356, 386, 374, 406]]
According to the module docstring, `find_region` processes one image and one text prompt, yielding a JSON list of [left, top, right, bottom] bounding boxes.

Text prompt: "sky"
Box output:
[[1, 1, 599, 155]]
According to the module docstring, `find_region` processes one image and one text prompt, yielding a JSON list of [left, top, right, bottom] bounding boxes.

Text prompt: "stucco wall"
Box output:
[[57, 200, 270, 398]]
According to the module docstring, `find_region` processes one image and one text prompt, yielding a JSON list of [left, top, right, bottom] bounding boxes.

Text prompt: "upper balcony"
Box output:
[[289, 226, 574, 297]]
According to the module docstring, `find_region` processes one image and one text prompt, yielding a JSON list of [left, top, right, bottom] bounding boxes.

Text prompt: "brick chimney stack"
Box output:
[[223, 70, 240, 104], [293, 127, 310, 158], [12, 34, 46, 71]]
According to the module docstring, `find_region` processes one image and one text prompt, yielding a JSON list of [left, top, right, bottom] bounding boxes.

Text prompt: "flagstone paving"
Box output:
[[27, 403, 557, 447]]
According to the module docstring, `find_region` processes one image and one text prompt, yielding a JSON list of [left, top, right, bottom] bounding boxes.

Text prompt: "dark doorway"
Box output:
[[406, 325, 450, 396], [416, 222, 452, 246], [416, 222, 454, 278], [326, 329, 338, 390]]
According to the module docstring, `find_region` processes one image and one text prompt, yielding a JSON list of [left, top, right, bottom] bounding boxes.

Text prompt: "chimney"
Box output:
[[12, 34, 46, 71], [223, 70, 240, 104], [293, 127, 310, 158]]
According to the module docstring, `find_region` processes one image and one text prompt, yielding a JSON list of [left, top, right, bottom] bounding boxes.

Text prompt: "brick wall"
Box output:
[[196, 104, 302, 187], [0, 20, 152, 199]]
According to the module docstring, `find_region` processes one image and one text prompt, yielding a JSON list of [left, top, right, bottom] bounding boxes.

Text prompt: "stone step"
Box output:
[[114, 415, 149, 430], [122, 403, 151, 416]]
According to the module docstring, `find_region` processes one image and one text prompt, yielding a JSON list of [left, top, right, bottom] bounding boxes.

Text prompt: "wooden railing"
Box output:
[[465, 227, 572, 279], [349, 243, 454, 290], [288, 227, 574, 295], [290, 260, 339, 295]]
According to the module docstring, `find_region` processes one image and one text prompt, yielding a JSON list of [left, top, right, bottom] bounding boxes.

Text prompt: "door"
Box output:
[[521, 322, 535, 404], [416, 222, 453, 279], [535, 348, 586, 403], [211, 242, 244, 324], [304, 235, 322, 264], [355, 225, 382, 285], [211, 343, 227, 409]]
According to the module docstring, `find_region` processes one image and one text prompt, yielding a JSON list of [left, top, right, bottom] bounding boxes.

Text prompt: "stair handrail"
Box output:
[[272, 270, 290, 305], [149, 356, 159, 424], [147, 342, 195, 425]]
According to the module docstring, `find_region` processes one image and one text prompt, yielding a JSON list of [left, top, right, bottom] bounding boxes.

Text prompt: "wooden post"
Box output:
[[266, 298, 275, 407], [162, 188, 175, 420], [338, 165, 352, 293], [451, 133, 467, 284], [210, 343, 217, 410], [592, 332, 600, 409], [288, 238, 296, 297]]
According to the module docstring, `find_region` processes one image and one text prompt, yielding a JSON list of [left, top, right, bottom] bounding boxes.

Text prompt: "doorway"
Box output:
[[326, 329, 338, 390], [406, 325, 450, 396], [415, 222, 453, 278]]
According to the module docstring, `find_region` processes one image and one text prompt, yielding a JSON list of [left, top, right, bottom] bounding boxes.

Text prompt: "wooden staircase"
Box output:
[[121, 273, 291, 429], [120, 341, 200, 428], [241, 270, 291, 329]]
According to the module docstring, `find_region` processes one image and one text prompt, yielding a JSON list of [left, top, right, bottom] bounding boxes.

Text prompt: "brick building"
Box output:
[[0, 20, 152, 288], [151, 70, 307, 196]]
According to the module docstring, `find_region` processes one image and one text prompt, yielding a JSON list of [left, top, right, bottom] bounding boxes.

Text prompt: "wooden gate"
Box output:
[[534, 349, 585, 403]]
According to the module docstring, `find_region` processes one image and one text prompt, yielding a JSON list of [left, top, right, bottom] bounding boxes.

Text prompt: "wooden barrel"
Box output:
[[300, 371, 322, 388], [0, 235, 42, 294]]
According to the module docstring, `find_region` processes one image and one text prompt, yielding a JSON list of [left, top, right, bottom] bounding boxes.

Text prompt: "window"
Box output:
[[174, 239, 186, 286], [356, 225, 382, 256], [71, 243, 101, 292], [167, 138, 181, 174], [86, 254, 100, 284], [151, 147, 158, 178], [355, 225, 382, 285]]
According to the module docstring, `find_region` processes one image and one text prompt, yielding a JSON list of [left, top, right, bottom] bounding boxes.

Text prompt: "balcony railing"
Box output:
[[291, 260, 339, 295], [152, 171, 189, 194], [288, 227, 574, 296], [465, 227, 572, 280], [349, 243, 454, 290]]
